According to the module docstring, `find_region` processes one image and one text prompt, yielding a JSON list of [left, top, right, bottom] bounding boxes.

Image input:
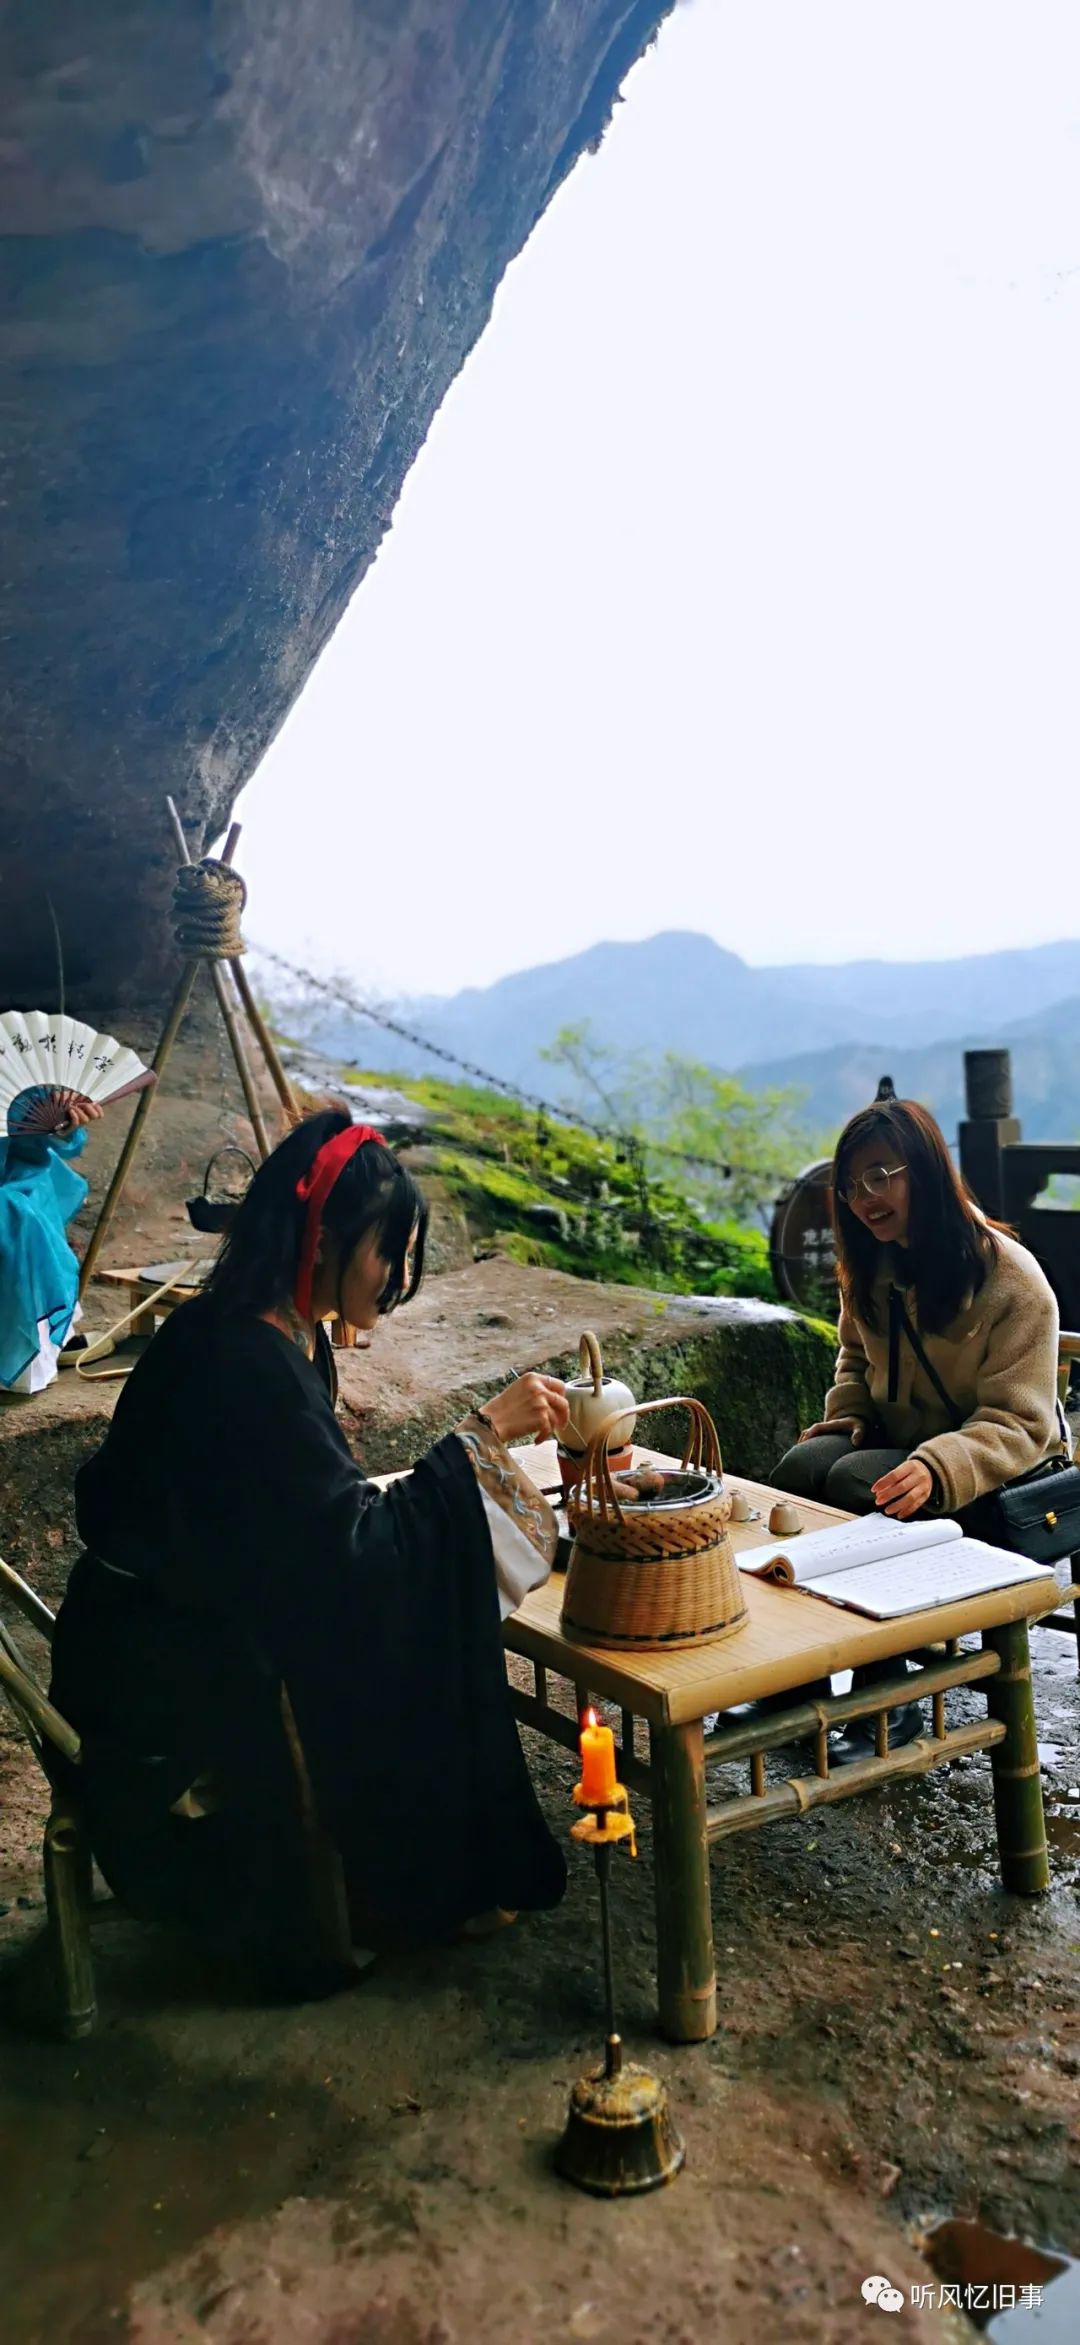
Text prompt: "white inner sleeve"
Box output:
[[480, 1487, 552, 1620]]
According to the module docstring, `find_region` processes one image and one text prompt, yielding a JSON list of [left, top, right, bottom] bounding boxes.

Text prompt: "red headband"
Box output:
[[294, 1123, 386, 1320]]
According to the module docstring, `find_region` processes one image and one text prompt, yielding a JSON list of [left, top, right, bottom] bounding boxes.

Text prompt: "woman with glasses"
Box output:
[[770, 1094, 1062, 1752]]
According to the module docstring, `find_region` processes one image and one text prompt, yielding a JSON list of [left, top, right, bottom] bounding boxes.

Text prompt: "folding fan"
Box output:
[[0, 1011, 156, 1138]]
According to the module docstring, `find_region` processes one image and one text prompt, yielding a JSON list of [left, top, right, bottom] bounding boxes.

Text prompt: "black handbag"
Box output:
[[888, 1287, 1080, 1564]]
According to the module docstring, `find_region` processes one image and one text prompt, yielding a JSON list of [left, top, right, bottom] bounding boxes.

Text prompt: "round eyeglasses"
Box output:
[[841, 1163, 907, 1206]]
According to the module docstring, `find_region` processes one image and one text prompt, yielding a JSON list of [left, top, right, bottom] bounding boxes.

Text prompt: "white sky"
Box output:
[[239, 0, 1080, 1002]]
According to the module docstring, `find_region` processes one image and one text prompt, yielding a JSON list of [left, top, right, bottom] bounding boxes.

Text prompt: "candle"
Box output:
[[579, 1707, 618, 1806]]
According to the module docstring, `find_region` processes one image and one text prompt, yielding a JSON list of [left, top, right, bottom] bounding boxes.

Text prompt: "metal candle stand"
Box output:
[[555, 1769, 685, 2196]]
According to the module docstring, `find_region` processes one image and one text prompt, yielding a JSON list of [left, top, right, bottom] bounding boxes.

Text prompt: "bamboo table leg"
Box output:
[[44, 1800, 97, 2039], [982, 1620, 1049, 1896], [648, 1718, 717, 2041]]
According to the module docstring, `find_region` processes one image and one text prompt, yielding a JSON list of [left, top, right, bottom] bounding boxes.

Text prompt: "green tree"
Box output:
[[540, 1022, 829, 1228], [654, 1054, 828, 1227], [538, 1021, 654, 1134]]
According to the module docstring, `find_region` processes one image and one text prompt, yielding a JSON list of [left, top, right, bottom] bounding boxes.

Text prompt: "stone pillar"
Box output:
[[958, 1049, 1021, 1217]]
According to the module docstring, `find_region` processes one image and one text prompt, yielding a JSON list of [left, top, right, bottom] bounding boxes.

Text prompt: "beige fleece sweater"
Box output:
[[823, 1231, 1062, 1513]]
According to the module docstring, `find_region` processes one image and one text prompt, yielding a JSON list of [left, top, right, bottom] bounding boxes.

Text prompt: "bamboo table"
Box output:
[[505, 1442, 1070, 2044]]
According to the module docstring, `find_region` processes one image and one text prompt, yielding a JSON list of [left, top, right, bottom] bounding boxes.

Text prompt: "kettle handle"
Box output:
[[579, 1329, 605, 1395]]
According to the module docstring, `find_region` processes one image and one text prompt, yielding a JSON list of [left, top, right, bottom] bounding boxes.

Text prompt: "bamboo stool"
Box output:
[[0, 1553, 357, 2036], [0, 1557, 95, 2037]]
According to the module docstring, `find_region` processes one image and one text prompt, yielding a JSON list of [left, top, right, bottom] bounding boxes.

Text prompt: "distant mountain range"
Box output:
[[277, 930, 1080, 1143], [739, 1001, 1080, 1145]]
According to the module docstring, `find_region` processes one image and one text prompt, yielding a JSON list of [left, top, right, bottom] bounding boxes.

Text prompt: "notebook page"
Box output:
[[739, 1513, 962, 1583], [803, 1537, 1055, 1619]]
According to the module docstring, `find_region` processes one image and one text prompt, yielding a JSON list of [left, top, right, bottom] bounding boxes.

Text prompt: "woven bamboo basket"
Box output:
[[561, 1397, 748, 1652]]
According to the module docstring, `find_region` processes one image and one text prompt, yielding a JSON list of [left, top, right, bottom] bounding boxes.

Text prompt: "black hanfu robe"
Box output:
[[50, 1298, 566, 1976]]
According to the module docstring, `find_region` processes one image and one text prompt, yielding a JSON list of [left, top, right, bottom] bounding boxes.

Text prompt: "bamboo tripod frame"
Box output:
[[79, 802, 300, 1296]]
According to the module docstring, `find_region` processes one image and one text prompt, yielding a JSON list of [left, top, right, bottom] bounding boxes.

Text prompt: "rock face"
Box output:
[[0, 0, 671, 1014], [0, 1258, 835, 1590]]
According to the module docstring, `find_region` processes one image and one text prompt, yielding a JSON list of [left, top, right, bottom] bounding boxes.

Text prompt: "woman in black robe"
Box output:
[[50, 1110, 570, 1987]]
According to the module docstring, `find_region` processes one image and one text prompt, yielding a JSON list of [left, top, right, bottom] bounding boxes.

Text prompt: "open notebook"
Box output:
[[738, 1514, 1056, 1619]]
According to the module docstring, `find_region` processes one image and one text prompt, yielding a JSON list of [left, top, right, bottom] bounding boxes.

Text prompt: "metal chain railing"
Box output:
[[251, 942, 782, 1187]]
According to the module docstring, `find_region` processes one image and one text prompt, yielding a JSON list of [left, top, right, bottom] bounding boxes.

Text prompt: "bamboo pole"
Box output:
[[0, 1653, 47, 1769], [981, 1620, 1050, 1895], [702, 1648, 999, 1768], [0, 1553, 56, 1642], [0, 1644, 81, 1765], [44, 1803, 97, 2039], [705, 1718, 1004, 1844], [78, 957, 201, 1292], [649, 1719, 716, 2042], [210, 962, 271, 1158], [228, 958, 300, 1123], [78, 813, 247, 1293], [163, 800, 270, 1160]]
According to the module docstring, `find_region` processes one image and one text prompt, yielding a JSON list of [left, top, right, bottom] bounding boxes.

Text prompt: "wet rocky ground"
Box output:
[[2, 1608, 1078, 2344], [1, 1094, 1078, 2342]]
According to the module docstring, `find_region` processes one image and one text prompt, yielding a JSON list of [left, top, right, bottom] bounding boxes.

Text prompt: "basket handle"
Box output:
[[576, 1396, 724, 1529]]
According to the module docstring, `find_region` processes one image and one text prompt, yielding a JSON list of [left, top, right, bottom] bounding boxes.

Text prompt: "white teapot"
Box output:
[[561, 1330, 637, 1457]]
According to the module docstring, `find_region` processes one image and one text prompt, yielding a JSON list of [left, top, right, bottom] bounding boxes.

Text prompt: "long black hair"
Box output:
[[832, 1097, 1004, 1334], [204, 1109, 427, 1320]]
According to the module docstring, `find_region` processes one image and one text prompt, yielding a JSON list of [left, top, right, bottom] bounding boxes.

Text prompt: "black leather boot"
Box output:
[[830, 1658, 924, 1763], [829, 1700, 925, 1764]]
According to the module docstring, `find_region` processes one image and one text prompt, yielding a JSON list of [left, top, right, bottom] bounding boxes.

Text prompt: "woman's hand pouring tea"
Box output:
[[482, 1374, 569, 1446]]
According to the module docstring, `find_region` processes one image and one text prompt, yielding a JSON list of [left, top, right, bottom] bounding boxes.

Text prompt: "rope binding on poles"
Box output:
[[171, 860, 247, 959]]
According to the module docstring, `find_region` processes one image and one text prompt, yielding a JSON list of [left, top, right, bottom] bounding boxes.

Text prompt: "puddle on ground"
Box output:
[[922, 2217, 1080, 2340], [1044, 1807, 1080, 1863]]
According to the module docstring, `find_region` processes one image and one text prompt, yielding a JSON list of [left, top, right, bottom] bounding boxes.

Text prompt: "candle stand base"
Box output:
[[556, 2034, 685, 2197]]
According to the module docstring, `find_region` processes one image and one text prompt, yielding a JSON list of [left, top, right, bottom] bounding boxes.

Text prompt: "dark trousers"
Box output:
[[772, 1432, 908, 1517], [773, 1433, 936, 1718], [772, 1432, 1000, 1541]]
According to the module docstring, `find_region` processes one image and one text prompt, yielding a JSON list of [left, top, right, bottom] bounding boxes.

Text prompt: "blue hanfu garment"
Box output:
[[0, 1128, 88, 1388]]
